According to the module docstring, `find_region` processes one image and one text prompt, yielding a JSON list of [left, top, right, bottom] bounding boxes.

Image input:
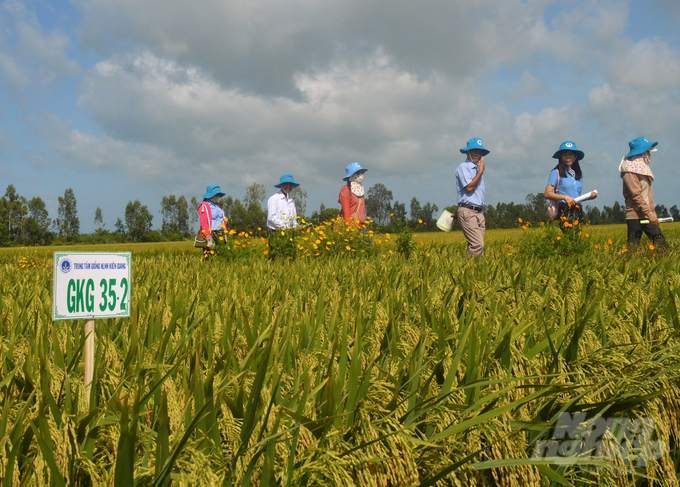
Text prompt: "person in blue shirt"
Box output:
[[544, 141, 597, 228], [455, 137, 488, 258]]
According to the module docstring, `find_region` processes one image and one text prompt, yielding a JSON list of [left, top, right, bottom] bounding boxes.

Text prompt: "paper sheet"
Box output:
[[574, 191, 596, 203]]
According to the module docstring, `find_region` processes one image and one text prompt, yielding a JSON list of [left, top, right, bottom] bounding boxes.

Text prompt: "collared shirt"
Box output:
[[456, 160, 485, 207], [267, 191, 298, 229], [547, 168, 583, 204], [208, 201, 225, 231]]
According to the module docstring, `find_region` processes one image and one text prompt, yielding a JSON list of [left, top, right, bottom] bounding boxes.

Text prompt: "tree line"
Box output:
[[1, 183, 678, 246]]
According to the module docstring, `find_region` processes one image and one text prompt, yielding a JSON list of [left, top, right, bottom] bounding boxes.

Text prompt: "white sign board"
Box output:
[[53, 252, 132, 321]]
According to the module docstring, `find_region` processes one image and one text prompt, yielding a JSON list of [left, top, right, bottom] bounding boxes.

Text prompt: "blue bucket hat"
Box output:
[[626, 136, 658, 159], [203, 184, 225, 199], [275, 174, 300, 188], [552, 141, 585, 161], [343, 162, 368, 181], [460, 138, 490, 156]]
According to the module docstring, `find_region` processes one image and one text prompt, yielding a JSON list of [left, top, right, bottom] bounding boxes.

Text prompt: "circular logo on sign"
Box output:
[[565, 142, 573, 148], [60, 258, 71, 273]]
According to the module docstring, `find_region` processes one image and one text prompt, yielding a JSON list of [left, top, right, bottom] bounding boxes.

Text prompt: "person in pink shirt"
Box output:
[[198, 184, 226, 259]]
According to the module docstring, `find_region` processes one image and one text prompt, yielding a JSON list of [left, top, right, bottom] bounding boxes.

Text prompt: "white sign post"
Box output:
[[53, 252, 132, 405]]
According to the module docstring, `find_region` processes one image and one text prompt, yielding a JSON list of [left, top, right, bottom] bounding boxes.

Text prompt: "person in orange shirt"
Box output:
[[338, 162, 367, 226]]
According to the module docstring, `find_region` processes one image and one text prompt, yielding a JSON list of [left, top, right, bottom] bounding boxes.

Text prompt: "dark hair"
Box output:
[[553, 159, 582, 180]]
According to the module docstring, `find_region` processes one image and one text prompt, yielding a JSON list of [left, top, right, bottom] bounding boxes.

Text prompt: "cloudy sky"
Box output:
[[2, 0, 680, 231]]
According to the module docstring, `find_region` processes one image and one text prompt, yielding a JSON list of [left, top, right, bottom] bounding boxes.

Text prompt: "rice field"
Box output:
[[1, 223, 680, 485]]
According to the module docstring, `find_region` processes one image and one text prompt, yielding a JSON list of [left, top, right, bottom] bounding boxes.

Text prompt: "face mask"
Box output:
[[350, 172, 364, 183]]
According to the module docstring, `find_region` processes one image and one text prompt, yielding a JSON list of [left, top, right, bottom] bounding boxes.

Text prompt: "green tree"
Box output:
[[670, 205, 679, 221], [409, 198, 422, 227], [586, 206, 602, 225], [390, 200, 407, 227], [190, 196, 199, 233], [244, 183, 265, 209], [124, 200, 154, 242], [366, 183, 393, 227], [25, 197, 52, 245], [94, 207, 104, 231], [602, 201, 626, 224], [55, 188, 80, 238], [290, 187, 307, 218], [4, 185, 27, 242], [525, 193, 547, 222], [656, 204, 670, 218], [310, 203, 339, 223], [160, 195, 190, 237], [115, 218, 126, 234]]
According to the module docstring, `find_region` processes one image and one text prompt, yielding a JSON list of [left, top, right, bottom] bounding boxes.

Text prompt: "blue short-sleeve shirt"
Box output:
[[209, 201, 225, 230], [547, 168, 582, 204], [456, 160, 485, 207]]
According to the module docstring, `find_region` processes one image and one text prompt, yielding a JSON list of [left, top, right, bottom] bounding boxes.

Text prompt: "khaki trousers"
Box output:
[[457, 207, 485, 259]]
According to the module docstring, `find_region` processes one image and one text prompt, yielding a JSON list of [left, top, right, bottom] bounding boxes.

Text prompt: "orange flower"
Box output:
[[649, 244, 655, 250], [604, 245, 608, 250], [522, 225, 527, 230], [518, 217, 523, 223], [574, 219, 579, 225], [557, 236, 561, 240], [607, 239, 612, 245], [263, 250, 269, 255], [594, 244, 599, 248]]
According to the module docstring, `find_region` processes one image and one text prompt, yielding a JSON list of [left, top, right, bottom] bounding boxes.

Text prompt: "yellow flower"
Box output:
[[557, 236, 561, 240], [418, 219, 423, 224], [390, 213, 394, 216], [389, 250, 393, 254], [258, 227, 261, 231], [346, 246, 351, 250], [649, 244, 655, 250]]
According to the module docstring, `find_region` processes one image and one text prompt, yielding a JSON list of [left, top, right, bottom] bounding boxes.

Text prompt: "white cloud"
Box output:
[[0, 0, 78, 92], [604, 37, 680, 91], [67, 47, 591, 205], [75, 0, 552, 95]]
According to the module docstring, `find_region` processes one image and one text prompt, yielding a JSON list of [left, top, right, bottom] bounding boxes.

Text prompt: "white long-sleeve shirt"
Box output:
[[267, 191, 298, 229]]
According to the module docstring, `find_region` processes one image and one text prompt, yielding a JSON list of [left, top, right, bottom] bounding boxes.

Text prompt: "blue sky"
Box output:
[[2, 0, 680, 231]]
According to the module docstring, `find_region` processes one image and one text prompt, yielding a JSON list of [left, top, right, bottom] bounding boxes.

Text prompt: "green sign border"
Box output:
[[53, 252, 132, 321]]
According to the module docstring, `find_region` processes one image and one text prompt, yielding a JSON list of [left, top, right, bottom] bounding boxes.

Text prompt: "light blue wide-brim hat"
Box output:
[[343, 162, 368, 181], [460, 137, 490, 156], [552, 141, 585, 161], [275, 174, 300, 188], [626, 136, 658, 158], [203, 184, 225, 199]]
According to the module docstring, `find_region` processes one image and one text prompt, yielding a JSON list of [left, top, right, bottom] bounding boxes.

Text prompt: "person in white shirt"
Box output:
[[267, 174, 300, 230]]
